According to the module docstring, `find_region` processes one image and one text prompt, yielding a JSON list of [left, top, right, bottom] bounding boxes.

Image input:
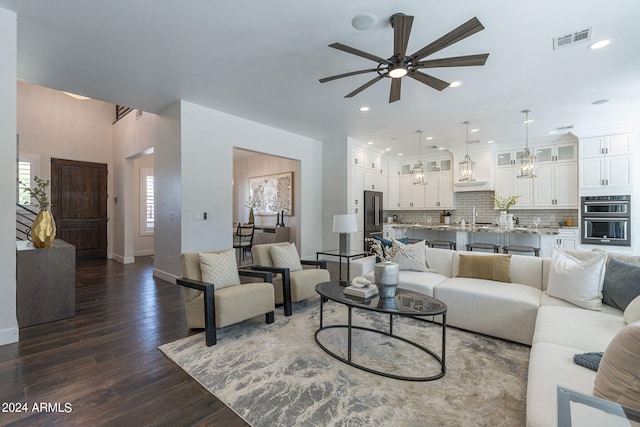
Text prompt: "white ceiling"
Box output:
[[2, 0, 639, 156]]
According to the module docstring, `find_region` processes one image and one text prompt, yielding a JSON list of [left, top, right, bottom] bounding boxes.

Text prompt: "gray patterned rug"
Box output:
[[159, 297, 529, 426]]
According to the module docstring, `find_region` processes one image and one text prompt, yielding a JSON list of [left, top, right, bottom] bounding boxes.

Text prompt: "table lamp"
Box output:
[[333, 214, 358, 253]]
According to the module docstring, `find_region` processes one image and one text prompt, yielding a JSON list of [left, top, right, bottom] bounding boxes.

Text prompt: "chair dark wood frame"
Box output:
[[176, 270, 274, 346], [252, 259, 327, 317]]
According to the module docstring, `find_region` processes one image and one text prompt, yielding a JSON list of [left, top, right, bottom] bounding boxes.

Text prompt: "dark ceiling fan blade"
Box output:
[[410, 17, 484, 61], [319, 68, 380, 83], [391, 13, 414, 58], [416, 53, 489, 69], [328, 42, 391, 64], [389, 78, 401, 103], [344, 74, 386, 98], [407, 71, 450, 91]]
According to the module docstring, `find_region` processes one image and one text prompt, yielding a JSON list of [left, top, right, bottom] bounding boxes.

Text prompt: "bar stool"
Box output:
[[465, 243, 500, 253], [428, 240, 457, 250], [502, 245, 540, 257]]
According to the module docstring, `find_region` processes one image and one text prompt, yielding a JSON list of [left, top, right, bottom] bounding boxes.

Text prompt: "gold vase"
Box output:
[[248, 208, 255, 224], [32, 210, 56, 248]]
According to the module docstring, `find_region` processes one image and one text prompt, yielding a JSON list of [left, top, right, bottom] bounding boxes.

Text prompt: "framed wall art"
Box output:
[[249, 171, 293, 216]]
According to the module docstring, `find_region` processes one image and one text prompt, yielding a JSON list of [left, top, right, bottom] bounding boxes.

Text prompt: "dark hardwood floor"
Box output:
[[0, 255, 344, 426]]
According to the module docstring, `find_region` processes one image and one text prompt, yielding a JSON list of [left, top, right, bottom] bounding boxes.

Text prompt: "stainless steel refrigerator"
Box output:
[[364, 190, 384, 246]]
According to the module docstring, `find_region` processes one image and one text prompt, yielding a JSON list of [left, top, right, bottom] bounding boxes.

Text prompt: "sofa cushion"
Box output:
[[391, 239, 431, 272], [594, 322, 640, 410], [540, 292, 623, 316], [199, 250, 241, 290], [457, 253, 511, 283], [270, 243, 303, 272], [602, 258, 640, 311], [624, 296, 640, 324], [546, 249, 607, 311], [434, 277, 541, 345], [532, 305, 625, 351], [526, 342, 598, 427]]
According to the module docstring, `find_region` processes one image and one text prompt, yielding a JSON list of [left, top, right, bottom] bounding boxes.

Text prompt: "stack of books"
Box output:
[[343, 284, 378, 300]]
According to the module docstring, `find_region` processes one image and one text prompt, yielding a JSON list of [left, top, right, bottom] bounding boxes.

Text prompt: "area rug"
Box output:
[[159, 297, 530, 426]]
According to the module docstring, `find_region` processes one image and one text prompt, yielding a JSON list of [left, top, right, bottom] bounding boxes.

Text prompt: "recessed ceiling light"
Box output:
[[351, 13, 377, 31], [385, 148, 392, 151], [438, 147, 445, 150], [367, 141, 374, 145], [449, 81, 462, 88], [397, 153, 404, 156], [591, 99, 609, 105], [548, 130, 558, 135], [470, 128, 479, 132], [523, 119, 534, 124], [588, 39, 612, 50], [359, 106, 370, 112], [486, 140, 495, 144], [426, 136, 434, 140], [63, 91, 91, 100]]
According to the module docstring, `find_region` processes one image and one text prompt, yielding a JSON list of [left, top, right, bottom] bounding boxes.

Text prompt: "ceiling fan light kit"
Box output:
[[320, 13, 489, 103], [517, 109, 537, 179], [459, 121, 475, 182]]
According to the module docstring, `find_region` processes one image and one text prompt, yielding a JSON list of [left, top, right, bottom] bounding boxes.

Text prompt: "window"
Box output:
[[140, 167, 154, 235], [17, 155, 40, 206]]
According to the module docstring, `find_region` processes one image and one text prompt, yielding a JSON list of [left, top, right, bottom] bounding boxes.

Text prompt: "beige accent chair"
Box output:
[[178, 250, 275, 346], [252, 242, 330, 316]]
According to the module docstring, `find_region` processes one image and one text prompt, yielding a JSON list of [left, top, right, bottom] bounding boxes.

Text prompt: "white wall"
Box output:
[[321, 136, 350, 250], [17, 81, 115, 256], [0, 8, 18, 345], [178, 101, 323, 261]]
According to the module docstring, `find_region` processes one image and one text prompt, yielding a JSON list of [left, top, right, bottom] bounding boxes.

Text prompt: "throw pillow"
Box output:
[[602, 258, 640, 311], [593, 248, 640, 267], [457, 253, 512, 283], [573, 352, 603, 371], [594, 322, 640, 411], [546, 249, 607, 311], [372, 235, 408, 262], [624, 296, 640, 324], [269, 243, 303, 272], [198, 250, 241, 290], [390, 239, 430, 272]]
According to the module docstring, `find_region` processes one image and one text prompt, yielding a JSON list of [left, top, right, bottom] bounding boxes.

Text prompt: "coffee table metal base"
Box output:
[[315, 300, 446, 382]]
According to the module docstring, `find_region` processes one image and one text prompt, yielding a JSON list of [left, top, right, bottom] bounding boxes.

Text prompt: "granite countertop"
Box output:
[[389, 223, 570, 235]]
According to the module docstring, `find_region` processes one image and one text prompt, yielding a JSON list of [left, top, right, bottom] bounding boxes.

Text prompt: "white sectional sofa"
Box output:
[[350, 247, 629, 426]]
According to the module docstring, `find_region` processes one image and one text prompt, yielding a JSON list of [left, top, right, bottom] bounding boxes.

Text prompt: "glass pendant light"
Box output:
[[412, 130, 426, 185], [517, 109, 537, 179], [458, 121, 475, 182]]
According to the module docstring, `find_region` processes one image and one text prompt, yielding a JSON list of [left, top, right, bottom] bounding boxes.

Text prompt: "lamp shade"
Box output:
[[332, 214, 358, 233]]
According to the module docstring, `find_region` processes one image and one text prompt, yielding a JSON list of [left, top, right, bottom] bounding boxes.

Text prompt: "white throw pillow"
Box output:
[[625, 296, 640, 325], [546, 249, 607, 311], [391, 239, 431, 272], [270, 243, 303, 272], [198, 250, 241, 290]]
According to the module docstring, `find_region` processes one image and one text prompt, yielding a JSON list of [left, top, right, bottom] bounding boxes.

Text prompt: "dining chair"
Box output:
[[233, 223, 255, 264]]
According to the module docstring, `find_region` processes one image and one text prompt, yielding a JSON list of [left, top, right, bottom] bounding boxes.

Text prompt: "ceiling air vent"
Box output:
[[553, 27, 592, 50], [555, 125, 574, 131]]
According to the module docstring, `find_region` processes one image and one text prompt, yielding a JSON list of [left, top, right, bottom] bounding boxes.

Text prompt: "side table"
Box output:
[[316, 249, 366, 283]]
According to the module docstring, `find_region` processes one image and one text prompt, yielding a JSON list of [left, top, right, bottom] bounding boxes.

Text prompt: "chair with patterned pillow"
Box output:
[[178, 248, 275, 346], [251, 242, 330, 316]]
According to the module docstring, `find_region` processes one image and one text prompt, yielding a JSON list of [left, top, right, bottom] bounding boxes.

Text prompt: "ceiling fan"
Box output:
[[319, 13, 489, 103]]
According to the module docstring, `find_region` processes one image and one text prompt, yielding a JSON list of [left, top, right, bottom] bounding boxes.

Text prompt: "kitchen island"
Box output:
[[390, 223, 579, 257]]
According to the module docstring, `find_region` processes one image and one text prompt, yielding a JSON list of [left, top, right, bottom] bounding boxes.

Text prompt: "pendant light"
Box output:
[[517, 109, 537, 179], [412, 130, 426, 185], [458, 121, 475, 182]]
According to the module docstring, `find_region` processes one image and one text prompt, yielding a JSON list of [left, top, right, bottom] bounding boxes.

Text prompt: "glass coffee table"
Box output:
[[315, 281, 447, 381]]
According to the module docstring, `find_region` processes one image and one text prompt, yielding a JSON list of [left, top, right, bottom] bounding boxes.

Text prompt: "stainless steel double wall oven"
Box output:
[[581, 195, 631, 246]]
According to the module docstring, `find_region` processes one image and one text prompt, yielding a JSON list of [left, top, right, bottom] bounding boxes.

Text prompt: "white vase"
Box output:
[[506, 213, 514, 230], [499, 211, 507, 228]]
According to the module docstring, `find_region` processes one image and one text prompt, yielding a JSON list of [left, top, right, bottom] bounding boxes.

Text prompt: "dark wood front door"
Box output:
[[51, 158, 108, 260]]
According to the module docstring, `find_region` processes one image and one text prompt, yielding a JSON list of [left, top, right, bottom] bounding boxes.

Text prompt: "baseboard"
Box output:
[[134, 249, 154, 257], [112, 253, 135, 264], [153, 268, 178, 284], [0, 326, 19, 346]]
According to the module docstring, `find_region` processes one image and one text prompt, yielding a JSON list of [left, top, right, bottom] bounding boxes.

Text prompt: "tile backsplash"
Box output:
[[385, 191, 578, 227]]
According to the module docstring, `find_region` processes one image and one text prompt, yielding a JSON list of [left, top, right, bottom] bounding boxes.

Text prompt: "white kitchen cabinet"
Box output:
[[579, 134, 632, 191], [386, 162, 400, 209], [425, 171, 454, 209], [399, 175, 426, 208], [539, 228, 579, 258], [364, 152, 382, 171], [534, 147, 578, 208], [425, 159, 452, 173], [364, 168, 382, 191], [494, 163, 534, 208], [351, 166, 364, 206], [351, 148, 365, 167]]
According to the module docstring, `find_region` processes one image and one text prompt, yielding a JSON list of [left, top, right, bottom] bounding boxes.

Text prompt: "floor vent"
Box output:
[[553, 27, 592, 50]]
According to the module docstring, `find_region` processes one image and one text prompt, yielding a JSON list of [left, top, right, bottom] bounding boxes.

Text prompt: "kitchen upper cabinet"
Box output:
[[579, 134, 632, 190], [364, 152, 382, 171], [351, 165, 364, 206], [399, 175, 426, 208], [494, 150, 534, 208], [425, 159, 452, 173], [425, 172, 454, 209], [351, 148, 365, 167], [364, 168, 382, 191], [533, 143, 578, 208]]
